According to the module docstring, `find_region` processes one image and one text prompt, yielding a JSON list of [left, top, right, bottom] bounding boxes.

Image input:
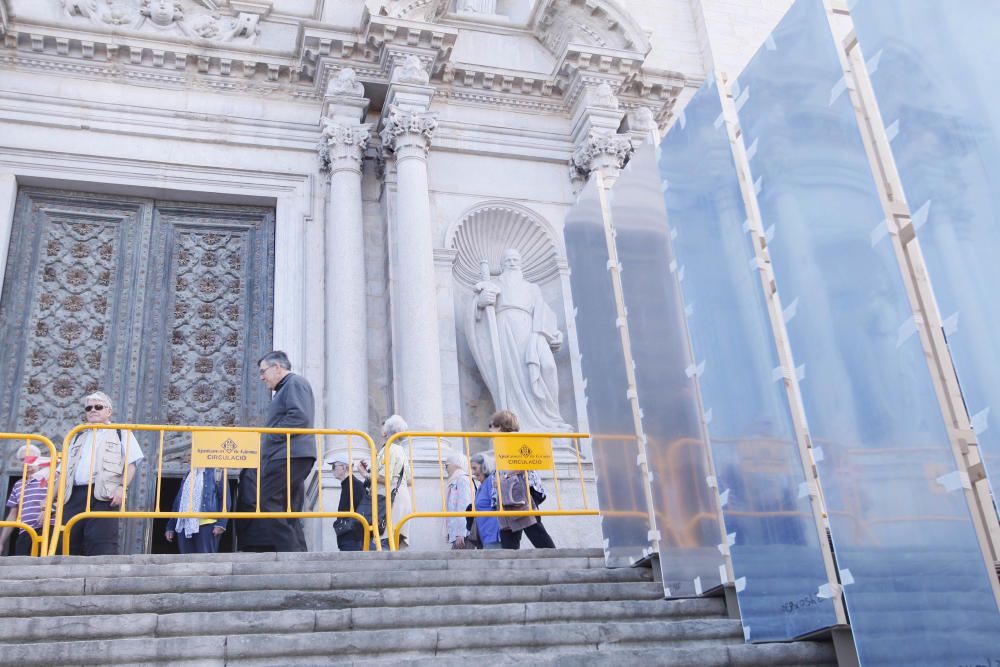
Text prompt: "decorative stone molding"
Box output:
[[59, 0, 262, 44], [380, 106, 437, 157], [570, 130, 634, 181], [392, 54, 430, 85], [318, 121, 372, 172], [326, 66, 364, 97], [447, 203, 561, 288]]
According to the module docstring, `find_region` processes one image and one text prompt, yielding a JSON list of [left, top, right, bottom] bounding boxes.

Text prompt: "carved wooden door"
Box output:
[[0, 188, 274, 553]]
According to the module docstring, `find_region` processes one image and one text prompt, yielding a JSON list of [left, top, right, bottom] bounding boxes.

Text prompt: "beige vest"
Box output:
[[63, 430, 126, 503]]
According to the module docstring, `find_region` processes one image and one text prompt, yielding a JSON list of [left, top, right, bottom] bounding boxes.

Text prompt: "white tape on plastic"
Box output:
[[606, 260, 615, 271], [603, 538, 611, 550], [684, 304, 694, 318], [735, 86, 750, 113], [719, 564, 729, 585], [753, 176, 763, 195], [912, 200, 931, 231], [670, 227, 678, 241], [616, 317, 627, 329], [865, 49, 883, 76], [764, 224, 775, 244], [885, 118, 900, 143], [706, 475, 718, 489], [817, 582, 843, 599], [669, 259, 678, 273], [743, 625, 751, 641], [636, 452, 647, 467], [626, 388, 637, 400], [714, 112, 725, 130], [771, 366, 785, 383], [730, 80, 740, 98], [742, 219, 752, 233], [718, 488, 730, 507], [745, 137, 758, 161], [685, 360, 706, 379], [936, 470, 971, 492], [694, 576, 703, 596], [749, 256, 766, 272], [660, 179, 670, 193], [839, 569, 855, 587], [703, 407, 713, 425], [829, 76, 847, 106], [796, 365, 805, 382], [798, 480, 818, 499], [783, 297, 799, 324], [664, 587, 672, 596], [648, 471, 654, 483], [942, 312, 959, 337], [648, 530, 661, 542], [812, 445, 824, 463], [629, 556, 639, 566], [896, 315, 918, 349], [764, 34, 776, 51], [734, 577, 746, 593], [678, 110, 686, 130], [971, 407, 990, 435], [870, 217, 897, 247], [677, 266, 685, 282]]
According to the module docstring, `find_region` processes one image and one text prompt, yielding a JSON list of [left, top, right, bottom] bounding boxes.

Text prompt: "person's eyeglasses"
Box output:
[[258, 365, 273, 377], [84, 405, 105, 412]]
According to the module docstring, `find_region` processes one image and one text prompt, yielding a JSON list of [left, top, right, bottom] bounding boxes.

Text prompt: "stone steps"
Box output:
[[0, 549, 838, 665]]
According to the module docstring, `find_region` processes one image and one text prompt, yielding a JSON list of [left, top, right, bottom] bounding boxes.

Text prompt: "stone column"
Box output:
[[569, 83, 633, 186], [380, 56, 444, 431], [319, 70, 372, 439]]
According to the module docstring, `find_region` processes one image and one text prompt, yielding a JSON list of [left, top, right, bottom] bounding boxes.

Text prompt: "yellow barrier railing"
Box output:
[[0, 433, 58, 557], [381, 431, 597, 550], [48, 424, 381, 556]]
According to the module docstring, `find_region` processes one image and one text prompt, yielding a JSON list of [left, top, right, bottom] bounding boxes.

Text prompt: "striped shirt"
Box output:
[[5, 478, 50, 532]]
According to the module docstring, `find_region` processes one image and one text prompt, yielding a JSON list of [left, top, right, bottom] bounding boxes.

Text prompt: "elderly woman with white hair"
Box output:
[[360, 415, 413, 549], [444, 449, 473, 549]]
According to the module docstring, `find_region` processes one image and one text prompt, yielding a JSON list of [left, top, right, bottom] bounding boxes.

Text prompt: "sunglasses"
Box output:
[[84, 404, 106, 412]]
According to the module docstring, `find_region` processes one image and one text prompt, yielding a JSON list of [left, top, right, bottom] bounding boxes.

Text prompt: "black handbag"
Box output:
[[333, 516, 355, 536]]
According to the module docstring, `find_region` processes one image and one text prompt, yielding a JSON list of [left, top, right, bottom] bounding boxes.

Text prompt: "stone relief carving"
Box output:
[[456, 0, 496, 14], [392, 54, 430, 85], [326, 67, 364, 97], [380, 105, 437, 155], [590, 82, 619, 111], [466, 248, 570, 433], [318, 120, 372, 171], [59, 0, 261, 43], [570, 130, 634, 180]]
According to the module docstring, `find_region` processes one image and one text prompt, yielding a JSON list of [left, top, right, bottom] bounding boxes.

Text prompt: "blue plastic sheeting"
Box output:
[[658, 77, 839, 640], [735, 0, 1000, 663], [852, 0, 1000, 517], [563, 177, 652, 567], [609, 144, 726, 597]]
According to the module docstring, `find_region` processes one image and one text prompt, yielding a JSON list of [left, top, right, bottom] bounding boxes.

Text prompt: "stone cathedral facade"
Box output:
[[0, 0, 792, 551]]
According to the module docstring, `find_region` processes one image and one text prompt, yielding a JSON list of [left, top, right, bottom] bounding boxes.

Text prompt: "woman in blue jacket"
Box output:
[[166, 468, 230, 553], [470, 453, 501, 548]]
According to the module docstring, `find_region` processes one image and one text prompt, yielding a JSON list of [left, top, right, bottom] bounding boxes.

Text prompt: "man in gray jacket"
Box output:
[[257, 350, 316, 551]]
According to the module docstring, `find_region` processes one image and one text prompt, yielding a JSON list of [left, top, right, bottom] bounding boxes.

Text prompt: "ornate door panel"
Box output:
[[0, 188, 275, 553]]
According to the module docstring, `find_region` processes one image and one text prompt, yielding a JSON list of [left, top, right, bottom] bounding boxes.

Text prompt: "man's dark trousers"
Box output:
[[259, 456, 314, 552], [59, 485, 119, 555]]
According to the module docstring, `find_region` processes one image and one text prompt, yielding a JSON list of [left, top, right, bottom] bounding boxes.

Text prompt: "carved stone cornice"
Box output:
[[379, 105, 437, 159], [570, 130, 634, 182], [318, 121, 372, 173]]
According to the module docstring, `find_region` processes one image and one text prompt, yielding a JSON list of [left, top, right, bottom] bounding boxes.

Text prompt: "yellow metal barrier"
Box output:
[[381, 431, 598, 550], [48, 424, 381, 556], [0, 434, 58, 557]]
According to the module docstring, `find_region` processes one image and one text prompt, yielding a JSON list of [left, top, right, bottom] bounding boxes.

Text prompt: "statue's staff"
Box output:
[[479, 259, 508, 411]]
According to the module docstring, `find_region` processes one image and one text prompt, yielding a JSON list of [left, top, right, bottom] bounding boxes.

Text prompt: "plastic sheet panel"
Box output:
[[736, 0, 1000, 663], [852, 0, 1000, 514], [659, 78, 838, 639], [610, 144, 725, 597], [563, 177, 652, 567]]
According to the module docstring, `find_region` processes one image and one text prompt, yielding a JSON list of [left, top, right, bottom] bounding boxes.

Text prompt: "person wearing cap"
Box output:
[[331, 457, 366, 552], [57, 391, 144, 556], [0, 445, 51, 556]]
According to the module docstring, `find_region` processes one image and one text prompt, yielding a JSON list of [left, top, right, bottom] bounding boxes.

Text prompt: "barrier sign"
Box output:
[[191, 431, 260, 468], [493, 435, 554, 470]]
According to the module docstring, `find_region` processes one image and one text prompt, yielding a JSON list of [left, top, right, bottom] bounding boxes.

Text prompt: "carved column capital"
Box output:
[[379, 105, 437, 160], [570, 130, 635, 182], [318, 120, 372, 172]]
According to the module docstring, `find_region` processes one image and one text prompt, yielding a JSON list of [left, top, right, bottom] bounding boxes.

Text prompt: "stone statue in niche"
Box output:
[[327, 68, 365, 97], [456, 0, 497, 14], [467, 249, 570, 432]]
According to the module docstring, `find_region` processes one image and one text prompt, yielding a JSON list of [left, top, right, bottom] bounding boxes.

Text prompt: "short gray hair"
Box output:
[[444, 449, 467, 470], [470, 452, 494, 475], [382, 414, 408, 438], [258, 350, 291, 371], [84, 391, 113, 412]]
